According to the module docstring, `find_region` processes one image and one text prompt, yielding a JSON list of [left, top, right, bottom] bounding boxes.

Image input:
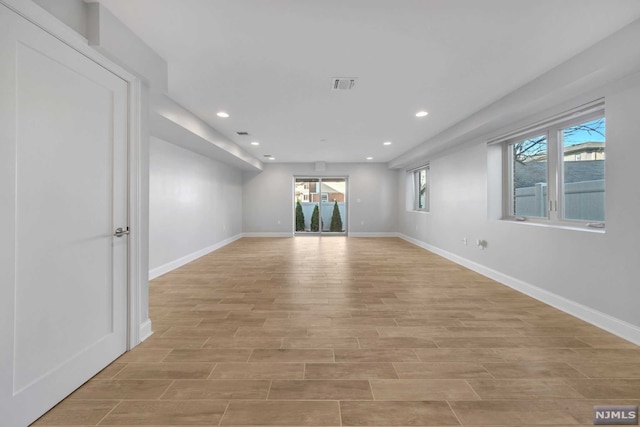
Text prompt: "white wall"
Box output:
[[149, 136, 243, 277], [397, 74, 640, 342], [243, 163, 397, 235]]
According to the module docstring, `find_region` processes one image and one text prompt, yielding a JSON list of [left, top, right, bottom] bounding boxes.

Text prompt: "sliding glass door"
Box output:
[[294, 177, 347, 235]]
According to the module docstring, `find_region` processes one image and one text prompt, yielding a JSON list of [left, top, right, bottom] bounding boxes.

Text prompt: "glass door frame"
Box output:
[[293, 176, 348, 236]]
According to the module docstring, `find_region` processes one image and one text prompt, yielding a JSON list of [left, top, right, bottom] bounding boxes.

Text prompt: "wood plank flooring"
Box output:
[[33, 237, 640, 426]]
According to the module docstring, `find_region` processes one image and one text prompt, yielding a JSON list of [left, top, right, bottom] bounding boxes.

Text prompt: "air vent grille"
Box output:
[[236, 131, 249, 136], [332, 77, 357, 90]]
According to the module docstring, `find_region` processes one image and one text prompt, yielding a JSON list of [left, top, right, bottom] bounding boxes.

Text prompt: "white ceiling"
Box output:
[[96, 0, 640, 164]]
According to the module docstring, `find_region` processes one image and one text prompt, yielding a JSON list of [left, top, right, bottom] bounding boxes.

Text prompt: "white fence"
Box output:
[[515, 179, 604, 221], [296, 202, 346, 232]]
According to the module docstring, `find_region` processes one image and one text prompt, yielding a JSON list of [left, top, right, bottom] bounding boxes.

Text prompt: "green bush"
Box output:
[[310, 205, 319, 232], [330, 201, 343, 232], [295, 200, 305, 231]]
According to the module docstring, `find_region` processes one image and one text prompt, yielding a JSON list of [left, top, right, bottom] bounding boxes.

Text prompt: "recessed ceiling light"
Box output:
[[268, 157, 275, 160], [416, 111, 429, 117], [217, 111, 229, 118], [383, 141, 392, 146], [366, 156, 373, 160], [251, 141, 260, 146]]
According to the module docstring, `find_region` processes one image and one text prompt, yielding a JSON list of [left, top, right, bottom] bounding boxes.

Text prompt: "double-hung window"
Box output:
[[412, 165, 430, 212], [499, 100, 605, 228]]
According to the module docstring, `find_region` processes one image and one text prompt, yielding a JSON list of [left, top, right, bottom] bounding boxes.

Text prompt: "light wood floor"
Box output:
[[34, 237, 640, 426]]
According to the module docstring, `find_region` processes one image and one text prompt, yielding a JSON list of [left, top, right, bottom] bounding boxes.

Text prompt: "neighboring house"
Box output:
[[563, 141, 605, 161], [295, 181, 345, 203], [516, 142, 605, 188]]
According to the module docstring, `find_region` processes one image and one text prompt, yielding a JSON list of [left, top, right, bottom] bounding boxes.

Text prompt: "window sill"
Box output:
[[501, 217, 605, 234], [410, 210, 430, 214]]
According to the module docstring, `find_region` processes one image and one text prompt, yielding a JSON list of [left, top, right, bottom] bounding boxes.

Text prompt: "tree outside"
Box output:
[[310, 205, 319, 232], [330, 201, 343, 232], [295, 200, 305, 231]]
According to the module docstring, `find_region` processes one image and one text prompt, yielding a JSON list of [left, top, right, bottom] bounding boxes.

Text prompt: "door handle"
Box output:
[[114, 227, 130, 237]]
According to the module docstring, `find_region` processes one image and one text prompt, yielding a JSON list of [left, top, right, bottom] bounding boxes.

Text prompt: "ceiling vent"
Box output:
[[236, 131, 249, 136], [331, 77, 357, 91]]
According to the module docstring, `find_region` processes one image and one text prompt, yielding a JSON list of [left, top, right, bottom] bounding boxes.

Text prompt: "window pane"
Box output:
[[414, 168, 428, 211], [419, 169, 426, 209], [512, 135, 547, 217], [414, 170, 420, 209], [562, 118, 605, 222]]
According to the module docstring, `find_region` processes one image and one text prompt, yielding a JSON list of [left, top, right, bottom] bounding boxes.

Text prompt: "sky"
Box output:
[[563, 118, 605, 145]]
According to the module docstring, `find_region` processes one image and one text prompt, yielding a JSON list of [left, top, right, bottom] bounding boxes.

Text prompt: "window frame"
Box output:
[[497, 101, 605, 229], [411, 165, 430, 212]]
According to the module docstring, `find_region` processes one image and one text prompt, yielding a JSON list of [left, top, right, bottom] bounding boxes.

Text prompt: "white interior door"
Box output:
[[0, 5, 128, 427]]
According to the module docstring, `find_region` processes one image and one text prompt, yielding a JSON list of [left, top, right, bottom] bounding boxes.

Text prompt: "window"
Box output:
[[499, 100, 605, 227], [412, 165, 430, 212]]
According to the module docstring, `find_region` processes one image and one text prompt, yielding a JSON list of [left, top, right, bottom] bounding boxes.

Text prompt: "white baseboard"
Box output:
[[242, 232, 293, 238], [148, 234, 243, 279], [398, 233, 640, 346], [348, 232, 398, 237], [139, 319, 153, 342], [243, 232, 398, 238]]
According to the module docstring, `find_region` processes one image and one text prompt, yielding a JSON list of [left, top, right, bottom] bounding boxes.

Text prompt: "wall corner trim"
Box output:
[[139, 319, 153, 342], [148, 234, 243, 280], [397, 233, 640, 346]]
